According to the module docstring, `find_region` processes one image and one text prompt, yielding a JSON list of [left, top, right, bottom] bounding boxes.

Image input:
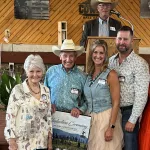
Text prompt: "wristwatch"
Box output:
[[110, 124, 115, 129]]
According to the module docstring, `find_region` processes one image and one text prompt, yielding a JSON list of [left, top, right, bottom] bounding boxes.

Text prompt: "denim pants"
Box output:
[[121, 107, 139, 150]]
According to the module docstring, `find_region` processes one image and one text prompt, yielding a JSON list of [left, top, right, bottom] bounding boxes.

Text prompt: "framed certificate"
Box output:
[[52, 111, 91, 150]]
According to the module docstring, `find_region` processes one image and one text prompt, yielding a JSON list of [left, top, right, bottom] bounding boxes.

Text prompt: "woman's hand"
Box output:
[[8, 138, 18, 150], [48, 132, 53, 150], [104, 128, 114, 142], [48, 138, 52, 150]]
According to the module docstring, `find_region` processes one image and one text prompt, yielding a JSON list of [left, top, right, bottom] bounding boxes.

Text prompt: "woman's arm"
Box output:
[[4, 86, 20, 149], [105, 70, 120, 141], [46, 93, 53, 150]]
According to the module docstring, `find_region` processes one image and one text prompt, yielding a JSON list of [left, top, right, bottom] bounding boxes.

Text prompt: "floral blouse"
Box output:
[[4, 79, 52, 149]]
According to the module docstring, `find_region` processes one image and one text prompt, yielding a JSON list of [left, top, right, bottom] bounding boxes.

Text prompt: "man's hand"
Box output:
[[8, 138, 18, 150], [71, 108, 81, 118], [51, 104, 56, 114], [125, 121, 135, 132]]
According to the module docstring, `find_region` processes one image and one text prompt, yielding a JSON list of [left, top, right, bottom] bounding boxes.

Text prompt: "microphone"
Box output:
[[110, 10, 134, 31], [110, 10, 121, 17]]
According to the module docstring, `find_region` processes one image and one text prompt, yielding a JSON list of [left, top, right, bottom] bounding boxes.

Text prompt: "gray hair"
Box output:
[[24, 54, 45, 73]]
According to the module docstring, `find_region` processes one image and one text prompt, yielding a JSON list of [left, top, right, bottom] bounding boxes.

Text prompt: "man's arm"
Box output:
[[80, 22, 89, 47], [128, 60, 149, 124]]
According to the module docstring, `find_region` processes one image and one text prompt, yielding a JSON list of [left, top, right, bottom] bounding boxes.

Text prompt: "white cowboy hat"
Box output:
[[91, 0, 118, 9], [52, 39, 85, 57]]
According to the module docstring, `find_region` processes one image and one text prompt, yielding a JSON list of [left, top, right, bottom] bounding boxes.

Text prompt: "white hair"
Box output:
[[24, 54, 45, 73]]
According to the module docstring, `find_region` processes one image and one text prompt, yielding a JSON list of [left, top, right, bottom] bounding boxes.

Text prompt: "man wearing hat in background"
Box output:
[[44, 39, 87, 117], [80, 0, 122, 47]]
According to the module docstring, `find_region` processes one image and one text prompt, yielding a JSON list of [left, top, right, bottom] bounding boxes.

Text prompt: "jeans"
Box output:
[[121, 107, 139, 150]]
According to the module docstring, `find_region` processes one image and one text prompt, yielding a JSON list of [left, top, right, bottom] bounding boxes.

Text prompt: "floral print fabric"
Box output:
[[4, 79, 52, 150]]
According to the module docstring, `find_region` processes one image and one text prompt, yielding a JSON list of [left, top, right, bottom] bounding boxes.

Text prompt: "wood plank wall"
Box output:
[[0, 0, 150, 46]]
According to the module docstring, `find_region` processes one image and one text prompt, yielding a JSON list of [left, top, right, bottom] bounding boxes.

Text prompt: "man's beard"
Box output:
[[116, 44, 129, 53]]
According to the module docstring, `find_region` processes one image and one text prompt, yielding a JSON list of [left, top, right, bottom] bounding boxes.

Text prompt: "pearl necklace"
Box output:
[[27, 82, 40, 94]]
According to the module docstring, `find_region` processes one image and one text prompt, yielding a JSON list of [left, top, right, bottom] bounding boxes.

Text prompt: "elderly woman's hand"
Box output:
[[8, 138, 18, 150], [48, 139, 52, 150], [48, 132, 53, 150]]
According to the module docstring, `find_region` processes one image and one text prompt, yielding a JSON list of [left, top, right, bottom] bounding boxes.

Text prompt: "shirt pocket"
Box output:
[[70, 88, 80, 100]]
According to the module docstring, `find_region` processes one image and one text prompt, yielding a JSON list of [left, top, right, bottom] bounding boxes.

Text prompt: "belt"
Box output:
[[120, 105, 133, 111]]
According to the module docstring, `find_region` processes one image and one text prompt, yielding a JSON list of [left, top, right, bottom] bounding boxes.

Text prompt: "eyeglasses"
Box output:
[[98, 3, 111, 8]]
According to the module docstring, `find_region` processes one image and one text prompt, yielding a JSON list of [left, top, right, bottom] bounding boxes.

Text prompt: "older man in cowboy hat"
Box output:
[[44, 39, 87, 117], [80, 0, 122, 47]]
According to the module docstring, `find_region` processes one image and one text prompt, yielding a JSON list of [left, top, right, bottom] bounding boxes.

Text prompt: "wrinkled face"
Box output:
[[116, 31, 133, 54], [60, 51, 77, 71], [97, 3, 112, 19], [92, 46, 105, 66], [26, 67, 43, 84]]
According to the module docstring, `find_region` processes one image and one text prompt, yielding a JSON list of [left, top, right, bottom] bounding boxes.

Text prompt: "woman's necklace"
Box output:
[[27, 82, 40, 94]]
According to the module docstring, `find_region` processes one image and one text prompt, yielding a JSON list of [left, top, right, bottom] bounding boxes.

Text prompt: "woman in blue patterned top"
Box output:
[[84, 39, 123, 150]]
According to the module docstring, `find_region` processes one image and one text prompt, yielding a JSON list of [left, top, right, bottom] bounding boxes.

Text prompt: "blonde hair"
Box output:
[[87, 39, 108, 75], [24, 54, 45, 73]]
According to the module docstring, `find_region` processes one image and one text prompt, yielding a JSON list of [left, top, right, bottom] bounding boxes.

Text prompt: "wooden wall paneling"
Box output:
[[48, 1, 75, 43], [34, 0, 66, 43], [7, 20, 24, 42], [119, 0, 150, 46], [33, 21, 52, 43], [0, 0, 150, 46], [23, 21, 48, 43], [17, 20, 38, 42], [0, 10, 14, 33], [123, 0, 150, 44], [117, 5, 147, 45], [69, 19, 83, 44], [36, 0, 70, 43], [0, 16, 14, 38], [133, 0, 150, 37], [64, 1, 83, 44], [22, 21, 47, 43], [0, 0, 11, 16], [11, 21, 31, 42], [16, 21, 38, 43]]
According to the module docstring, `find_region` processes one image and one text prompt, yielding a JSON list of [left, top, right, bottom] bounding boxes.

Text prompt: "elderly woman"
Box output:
[[84, 40, 123, 150], [4, 54, 52, 150]]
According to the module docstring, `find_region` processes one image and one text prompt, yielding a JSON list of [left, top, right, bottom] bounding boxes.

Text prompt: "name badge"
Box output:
[[71, 88, 79, 94], [119, 76, 125, 82], [110, 26, 116, 31], [98, 79, 106, 85], [42, 94, 47, 100]]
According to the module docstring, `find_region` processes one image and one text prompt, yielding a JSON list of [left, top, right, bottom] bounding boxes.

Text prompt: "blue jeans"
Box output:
[[121, 107, 139, 150]]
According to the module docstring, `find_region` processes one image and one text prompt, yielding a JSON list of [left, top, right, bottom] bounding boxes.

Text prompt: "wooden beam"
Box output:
[[1, 52, 86, 65]]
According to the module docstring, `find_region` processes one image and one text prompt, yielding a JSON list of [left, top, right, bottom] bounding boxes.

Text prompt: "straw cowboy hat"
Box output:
[[91, 0, 118, 9], [52, 39, 85, 57]]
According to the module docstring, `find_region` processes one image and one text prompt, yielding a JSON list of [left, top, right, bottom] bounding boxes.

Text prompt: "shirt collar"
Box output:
[[61, 64, 77, 73], [22, 79, 30, 94], [114, 50, 135, 62], [99, 17, 109, 25], [22, 79, 49, 95]]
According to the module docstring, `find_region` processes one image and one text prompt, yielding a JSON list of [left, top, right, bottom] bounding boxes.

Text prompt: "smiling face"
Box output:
[[60, 51, 77, 72], [97, 3, 112, 20], [116, 30, 133, 54], [92, 46, 106, 66], [26, 67, 43, 84]]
